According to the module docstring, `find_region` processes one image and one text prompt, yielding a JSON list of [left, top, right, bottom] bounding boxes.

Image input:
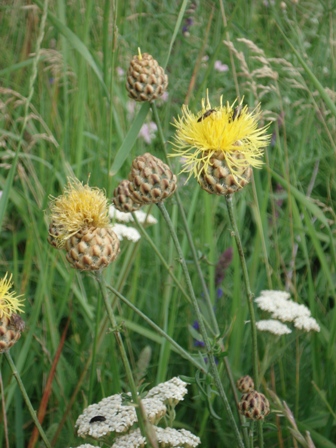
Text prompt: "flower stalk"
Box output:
[[156, 201, 245, 448], [4, 352, 52, 448], [152, 102, 249, 445], [225, 194, 264, 447], [94, 271, 158, 448]]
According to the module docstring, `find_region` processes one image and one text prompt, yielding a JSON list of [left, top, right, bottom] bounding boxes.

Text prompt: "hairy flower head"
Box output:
[[171, 95, 270, 180], [48, 178, 110, 248], [0, 273, 24, 318]]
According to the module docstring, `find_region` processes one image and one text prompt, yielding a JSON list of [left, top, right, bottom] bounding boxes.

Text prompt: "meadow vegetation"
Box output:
[[0, 0, 335, 447]]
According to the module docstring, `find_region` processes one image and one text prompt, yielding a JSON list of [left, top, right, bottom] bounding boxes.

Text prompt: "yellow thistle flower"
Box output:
[[48, 178, 110, 248], [170, 95, 271, 181], [0, 273, 24, 319]]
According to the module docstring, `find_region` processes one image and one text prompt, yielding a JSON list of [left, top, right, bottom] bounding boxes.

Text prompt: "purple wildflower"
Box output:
[[215, 247, 233, 287], [214, 60, 229, 73]]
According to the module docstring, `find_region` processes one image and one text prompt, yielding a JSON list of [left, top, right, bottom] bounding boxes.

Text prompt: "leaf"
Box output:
[[110, 103, 150, 176], [270, 169, 329, 226]]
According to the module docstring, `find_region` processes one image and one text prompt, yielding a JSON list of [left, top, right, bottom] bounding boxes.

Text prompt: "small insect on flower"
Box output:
[[89, 416, 106, 423], [197, 108, 216, 122], [170, 93, 271, 195]]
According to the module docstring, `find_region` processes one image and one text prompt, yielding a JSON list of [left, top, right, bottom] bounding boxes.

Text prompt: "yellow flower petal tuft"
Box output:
[[48, 178, 110, 247], [0, 273, 25, 319], [170, 96, 271, 181]]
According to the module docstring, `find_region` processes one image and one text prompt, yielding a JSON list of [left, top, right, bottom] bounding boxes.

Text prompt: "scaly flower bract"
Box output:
[[48, 178, 110, 248], [0, 273, 24, 318], [171, 95, 270, 181]]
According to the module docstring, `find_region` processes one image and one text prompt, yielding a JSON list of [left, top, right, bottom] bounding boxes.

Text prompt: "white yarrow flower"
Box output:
[[294, 316, 320, 332], [112, 426, 201, 448], [270, 300, 311, 322], [133, 209, 158, 225], [70, 445, 96, 448], [112, 224, 141, 242], [109, 205, 158, 225], [255, 290, 320, 333], [260, 290, 291, 300], [256, 319, 292, 335], [109, 206, 134, 223], [75, 394, 166, 439], [146, 377, 188, 407]]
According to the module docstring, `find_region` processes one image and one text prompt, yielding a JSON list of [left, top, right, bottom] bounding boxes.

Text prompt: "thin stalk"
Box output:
[[225, 194, 263, 447], [157, 202, 245, 448], [152, 102, 247, 439], [225, 195, 259, 385], [105, 283, 206, 372], [4, 352, 51, 448], [249, 421, 254, 447], [95, 271, 157, 448], [151, 103, 219, 335], [132, 213, 190, 303], [0, 369, 10, 448]]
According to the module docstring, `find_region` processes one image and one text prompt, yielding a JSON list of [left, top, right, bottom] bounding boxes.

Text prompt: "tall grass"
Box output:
[[0, 0, 335, 447]]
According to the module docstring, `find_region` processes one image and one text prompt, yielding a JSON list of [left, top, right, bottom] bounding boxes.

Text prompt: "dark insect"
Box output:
[[89, 416, 106, 423], [232, 105, 243, 121], [197, 109, 216, 122]]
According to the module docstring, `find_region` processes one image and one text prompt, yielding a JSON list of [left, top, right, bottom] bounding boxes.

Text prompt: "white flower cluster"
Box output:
[[109, 205, 158, 242], [146, 377, 188, 407], [70, 445, 96, 448], [255, 290, 320, 335], [112, 427, 201, 448], [109, 205, 158, 225], [256, 319, 292, 336], [75, 395, 166, 439], [112, 223, 141, 242], [75, 377, 191, 444]]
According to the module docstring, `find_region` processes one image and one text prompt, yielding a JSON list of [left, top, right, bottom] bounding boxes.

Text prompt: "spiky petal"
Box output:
[[170, 96, 270, 182]]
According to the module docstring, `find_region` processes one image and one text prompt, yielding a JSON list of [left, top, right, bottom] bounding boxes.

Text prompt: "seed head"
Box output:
[[236, 375, 255, 393], [239, 391, 270, 420]]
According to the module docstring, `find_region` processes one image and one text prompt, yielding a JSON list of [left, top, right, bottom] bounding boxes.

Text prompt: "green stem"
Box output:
[[225, 194, 263, 447], [95, 271, 157, 448], [157, 202, 245, 448], [151, 103, 218, 335], [4, 352, 51, 448], [152, 102, 248, 442], [105, 283, 206, 372], [132, 213, 190, 303], [225, 195, 259, 384]]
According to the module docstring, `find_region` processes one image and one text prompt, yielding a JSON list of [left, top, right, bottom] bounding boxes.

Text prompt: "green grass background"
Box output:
[[0, 0, 336, 447]]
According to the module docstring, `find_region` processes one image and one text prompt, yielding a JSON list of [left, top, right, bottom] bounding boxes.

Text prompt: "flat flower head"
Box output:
[[0, 273, 24, 318], [171, 95, 270, 182], [48, 178, 110, 248]]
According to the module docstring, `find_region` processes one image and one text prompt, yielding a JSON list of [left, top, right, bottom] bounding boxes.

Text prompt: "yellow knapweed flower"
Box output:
[[0, 273, 24, 319], [171, 96, 271, 183], [48, 178, 110, 248]]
